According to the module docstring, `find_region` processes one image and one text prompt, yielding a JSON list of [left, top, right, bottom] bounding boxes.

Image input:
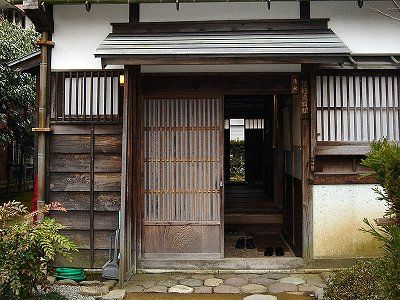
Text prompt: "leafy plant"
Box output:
[[0, 18, 38, 198], [230, 140, 245, 182], [361, 140, 400, 220], [324, 260, 385, 300], [0, 201, 77, 300]]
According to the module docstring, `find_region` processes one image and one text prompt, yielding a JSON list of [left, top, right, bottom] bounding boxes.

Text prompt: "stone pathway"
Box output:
[[51, 277, 124, 300], [125, 272, 332, 299]]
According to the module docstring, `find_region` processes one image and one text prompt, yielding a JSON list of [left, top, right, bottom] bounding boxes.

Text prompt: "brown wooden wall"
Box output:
[[48, 124, 122, 268]]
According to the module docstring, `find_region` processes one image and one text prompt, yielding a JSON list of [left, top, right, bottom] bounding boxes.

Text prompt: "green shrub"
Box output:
[[360, 140, 400, 299], [0, 201, 77, 300], [361, 140, 400, 219], [230, 140, 245, 182], [324, 260, 385, 300]]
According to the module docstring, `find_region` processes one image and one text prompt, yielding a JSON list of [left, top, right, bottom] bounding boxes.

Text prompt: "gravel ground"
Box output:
[[51, 285, 95, 300]]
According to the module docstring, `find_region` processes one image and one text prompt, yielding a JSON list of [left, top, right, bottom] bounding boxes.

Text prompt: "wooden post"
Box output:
[[120, 66, 141, 284], [300, 1, 310, 20], [129, 3, 139, 23], [300, 64, 317, 259]]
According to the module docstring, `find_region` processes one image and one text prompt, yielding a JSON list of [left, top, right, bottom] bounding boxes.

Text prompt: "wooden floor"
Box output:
[[223, 183, 290, 258], [224, 183, 282, 224]]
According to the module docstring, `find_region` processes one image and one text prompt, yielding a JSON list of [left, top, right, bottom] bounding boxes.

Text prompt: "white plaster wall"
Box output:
[[140, 2, 299, 22], [313, 184, 387, 259], [51, 1, 400, 70], [311, 1, 400, 54], [52, 4, 128, 70]]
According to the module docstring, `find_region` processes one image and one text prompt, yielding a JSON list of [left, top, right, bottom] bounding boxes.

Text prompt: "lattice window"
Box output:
[[316, 75, 400, 142], [51, 71, 123, 122]]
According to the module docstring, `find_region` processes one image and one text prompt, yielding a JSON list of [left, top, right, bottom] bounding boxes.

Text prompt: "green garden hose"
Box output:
[[55, 267, 86, 282]]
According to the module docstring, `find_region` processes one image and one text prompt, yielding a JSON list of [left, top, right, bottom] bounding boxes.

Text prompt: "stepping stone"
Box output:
[[56, 279, 78, 286], [80, 287, 102, 296], [303, 274, 326, 287], [140, 281, 157, 288], [240, 274, 260, 279], [268, 282, 297, 293], [125, 285, 144, 293], [170, 274, 189, 281], [264, 273, 288, 280], [214, 284, 241, 294], [194, 286, 213, 294], [192, 274, 216, 280], [240, 284, 268, 294], [217, 274, 235, 280], [179, 278, 203, 287], [102, 289, 126, 300], [144, 285, 168, 293], [279, 276, 306, 285], [251, 276, 276, 286], [157, 279, 179, 287], [243, 295, 278, 300], [81, 280, 102, 286], [168, 285, 194, 293], [224, 277, 248, 287], [204, 278, 223, 287]]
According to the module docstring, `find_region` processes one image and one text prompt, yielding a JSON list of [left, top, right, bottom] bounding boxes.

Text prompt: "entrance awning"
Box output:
[[95, 29, 350, 66]]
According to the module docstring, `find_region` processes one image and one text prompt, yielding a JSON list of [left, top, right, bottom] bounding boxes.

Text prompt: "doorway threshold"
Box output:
[[137, 257, 356, 273]]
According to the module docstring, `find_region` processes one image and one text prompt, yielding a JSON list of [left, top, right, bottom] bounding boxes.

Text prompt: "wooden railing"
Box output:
[[50, 70, 124, 123]]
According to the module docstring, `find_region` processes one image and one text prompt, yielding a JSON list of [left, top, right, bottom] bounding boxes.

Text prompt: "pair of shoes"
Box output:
[[235, 237, 257, 249], [264, 247, 285, 256]]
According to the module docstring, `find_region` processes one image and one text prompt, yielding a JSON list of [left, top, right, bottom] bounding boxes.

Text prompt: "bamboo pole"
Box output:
[[36, 31, 50, 221]]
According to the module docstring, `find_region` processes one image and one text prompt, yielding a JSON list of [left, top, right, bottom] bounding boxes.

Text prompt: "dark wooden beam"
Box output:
[[140, 73, 292, 95], [312, 173, 377, 185], [24, 5, 54, 33], [300, 1, 310, 20], [129, 3, 139, 23], [112, 19, 329, 34], [100, 55, 349, 67]]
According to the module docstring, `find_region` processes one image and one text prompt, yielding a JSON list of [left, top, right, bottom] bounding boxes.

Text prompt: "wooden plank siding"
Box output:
[[48, 124, 122, 268]]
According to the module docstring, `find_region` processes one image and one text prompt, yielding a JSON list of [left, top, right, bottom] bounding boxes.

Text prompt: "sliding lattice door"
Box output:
[[142, 96, 223, 259]]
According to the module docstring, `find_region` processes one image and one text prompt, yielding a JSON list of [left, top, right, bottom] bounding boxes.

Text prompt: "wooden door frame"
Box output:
[[121, 72, 315, 274]]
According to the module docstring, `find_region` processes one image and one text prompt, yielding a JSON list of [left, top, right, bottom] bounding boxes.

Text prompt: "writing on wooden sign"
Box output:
[[291, 75, 299, 94], [301, 81, 309, 115]]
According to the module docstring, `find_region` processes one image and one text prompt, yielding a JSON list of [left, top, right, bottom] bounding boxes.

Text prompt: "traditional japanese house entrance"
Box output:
[[142, 96, 224, 259]]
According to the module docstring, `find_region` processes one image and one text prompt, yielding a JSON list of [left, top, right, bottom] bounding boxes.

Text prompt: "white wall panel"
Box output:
[[313, 184, 386, 258], [52, 1, 399, 70], [140, 2, 299, 22], [311, 1, 400, 54], [52, 4, 128, 70]]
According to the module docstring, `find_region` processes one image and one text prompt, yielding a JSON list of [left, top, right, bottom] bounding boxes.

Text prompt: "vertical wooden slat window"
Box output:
[[317, 75, 400, 142], [52, 71, 122, 122], [143, 97, 222, 223]]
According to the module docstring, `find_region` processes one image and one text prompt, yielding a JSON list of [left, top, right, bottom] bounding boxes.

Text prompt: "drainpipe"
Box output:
[[33, 32, 53, 221]]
